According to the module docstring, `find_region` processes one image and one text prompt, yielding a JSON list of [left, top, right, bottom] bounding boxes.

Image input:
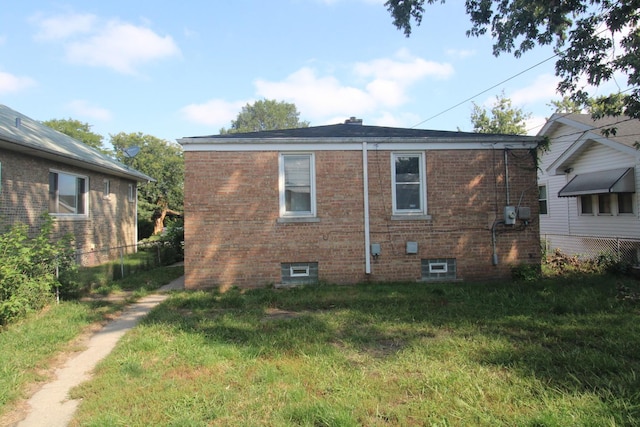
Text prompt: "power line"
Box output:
[[410, 52, 559, 129]]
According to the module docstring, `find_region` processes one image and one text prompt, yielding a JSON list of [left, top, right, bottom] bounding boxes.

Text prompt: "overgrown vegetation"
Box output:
[[0, 216, 75, 324], [69, 273, 640, 426]]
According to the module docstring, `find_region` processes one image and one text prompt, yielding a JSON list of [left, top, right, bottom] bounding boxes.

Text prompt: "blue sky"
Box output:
[[0, 0, 621, 143]]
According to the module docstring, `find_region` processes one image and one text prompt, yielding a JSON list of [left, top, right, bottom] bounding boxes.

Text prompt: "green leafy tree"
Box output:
[[110, 132, 184, 236], [384, 0, 640, 119], [43, 118, 108, 153], [548, 96, 585, 114], [220, 99, 310, 134], [471, 93, 530, 135]]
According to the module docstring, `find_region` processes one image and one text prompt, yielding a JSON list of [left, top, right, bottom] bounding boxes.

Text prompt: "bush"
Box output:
[[0, 215, 76, 324]]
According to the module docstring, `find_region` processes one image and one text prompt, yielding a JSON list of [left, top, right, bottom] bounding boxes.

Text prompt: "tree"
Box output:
[[384, 0, 640, 119], [43, 118, 108, 153], [470, 93, 530, 135], [220, 99, 310, 134], [110, 132, 184, 236], [548, 96, 585, 114]]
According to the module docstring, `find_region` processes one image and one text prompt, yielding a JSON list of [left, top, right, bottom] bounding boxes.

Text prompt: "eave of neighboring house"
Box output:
[[178, 120, 541, 151], [539, 113, 640, 176], [0, 104, 154, 183]]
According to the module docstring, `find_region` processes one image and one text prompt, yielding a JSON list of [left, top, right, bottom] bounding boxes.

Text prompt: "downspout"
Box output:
[[362, 142, 371, 274], [504, 149, 510, 205]]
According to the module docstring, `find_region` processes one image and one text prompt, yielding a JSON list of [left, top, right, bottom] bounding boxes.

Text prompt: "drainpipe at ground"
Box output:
[[362, 141, 371, 274]]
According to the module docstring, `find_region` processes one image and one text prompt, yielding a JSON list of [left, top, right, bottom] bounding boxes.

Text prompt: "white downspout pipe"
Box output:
[[362, 142, 371, 274]]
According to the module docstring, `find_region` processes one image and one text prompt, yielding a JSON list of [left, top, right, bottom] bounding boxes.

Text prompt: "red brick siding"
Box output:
[[0, 149, 138, 265], [184, 148, 540, 289]]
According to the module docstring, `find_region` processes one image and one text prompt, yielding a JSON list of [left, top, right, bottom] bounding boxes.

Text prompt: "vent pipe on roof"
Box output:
[[345, 117, 363, 125]]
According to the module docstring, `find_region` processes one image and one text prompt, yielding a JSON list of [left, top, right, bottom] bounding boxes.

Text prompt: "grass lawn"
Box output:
[[0, 264, 185, 423], [69, 274, 640, 427]]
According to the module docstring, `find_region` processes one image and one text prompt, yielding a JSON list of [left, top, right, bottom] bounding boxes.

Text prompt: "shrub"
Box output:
[[0, 215, 76, 324]]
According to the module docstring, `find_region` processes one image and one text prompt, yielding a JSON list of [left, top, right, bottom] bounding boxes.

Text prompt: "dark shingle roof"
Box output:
[[188, 123, 484, 139]]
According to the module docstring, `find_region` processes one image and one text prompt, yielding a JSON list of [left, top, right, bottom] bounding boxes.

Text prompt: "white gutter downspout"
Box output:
[[362, 142, 371, 274]]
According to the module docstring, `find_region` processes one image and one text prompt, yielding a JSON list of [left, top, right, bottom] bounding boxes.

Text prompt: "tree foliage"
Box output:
[[220, 99, 310, 134], [43, 118, 108, 153], [110, 132, 184, 236], [470, 93, 531, 135], [384, 0, 640, 119]]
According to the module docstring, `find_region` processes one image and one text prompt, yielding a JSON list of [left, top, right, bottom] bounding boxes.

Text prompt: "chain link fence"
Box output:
[[542, 234, 640, 264], [74, 241, 182, 281]]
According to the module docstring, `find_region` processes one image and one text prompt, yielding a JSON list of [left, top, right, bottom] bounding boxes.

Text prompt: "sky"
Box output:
[[0, 0, 625, 145]]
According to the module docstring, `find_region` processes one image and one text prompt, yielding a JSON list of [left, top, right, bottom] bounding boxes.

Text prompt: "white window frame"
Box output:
[[617, 193, 634, 215], [290, 265, 310, 277], [538, 184, 548, 215], [49, 170, 89, 217], [391, 152, 427, 215], [279, 153, 316, 218], [128, 183, 136, 202], [103, 179, 111, 199], [429, 262, 448, 273], [579, 195, 594, 215]]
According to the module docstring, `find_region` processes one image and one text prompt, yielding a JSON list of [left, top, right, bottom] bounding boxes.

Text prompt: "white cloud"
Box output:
[[255, 67, 372, 118], [254, 50, 452, 122], [31, 12, 180, 74], [510, 74, 560, 106], [181, 99, 248, 127], [0, 71, 36, 94], [183, 50, 451, 128], [66, 100, 112, 121], [445, 48, 476, 59], [354, 49, 453, 82], [31, 12, 96, 40]]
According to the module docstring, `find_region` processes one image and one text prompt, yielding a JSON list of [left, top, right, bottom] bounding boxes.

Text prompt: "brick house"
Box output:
[[178, 118, 542, 289], [0, 104, 154, 265]]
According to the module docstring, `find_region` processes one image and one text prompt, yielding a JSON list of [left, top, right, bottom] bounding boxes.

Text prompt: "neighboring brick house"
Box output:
[[0, 104, 154, 265], [178, 118, 542, 289]]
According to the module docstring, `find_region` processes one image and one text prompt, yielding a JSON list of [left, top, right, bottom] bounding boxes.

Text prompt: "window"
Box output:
[[49, 171, 87, 215], [618, 193, 633, 214], [103, 179, 110, 199], [392, 153, 426, 214], [598, 194, 612, 214], [128, 183, 136, 202], [580, 195, 593, 214], [538, 185, 548, 214], [280, 153, 315, 217]]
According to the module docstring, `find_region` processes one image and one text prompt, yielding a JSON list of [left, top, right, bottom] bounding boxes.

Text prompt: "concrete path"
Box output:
[[14, 275, 184, 427]]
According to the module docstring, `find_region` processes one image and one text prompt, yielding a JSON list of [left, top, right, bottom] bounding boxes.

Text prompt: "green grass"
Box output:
[[0, 264, 184, 420], [69, 274, 640, 426]]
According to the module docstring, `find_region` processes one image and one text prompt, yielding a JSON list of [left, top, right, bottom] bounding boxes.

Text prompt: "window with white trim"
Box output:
[[128, 183, 136, 202], [538, 185, 548, 215], [580, 195, 593, 215], [103, 179, 110, 199], [279, 153, 316, 217], [392, 153, 426, 215], [618, 193, 634, 214], [49, 171, 88, 215]]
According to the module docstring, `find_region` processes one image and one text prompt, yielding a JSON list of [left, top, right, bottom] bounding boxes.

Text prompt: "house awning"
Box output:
[[558, 167, 635, 197]]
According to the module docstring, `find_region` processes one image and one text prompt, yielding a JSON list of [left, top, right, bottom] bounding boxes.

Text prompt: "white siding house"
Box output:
[[538, 113, 640, 262]]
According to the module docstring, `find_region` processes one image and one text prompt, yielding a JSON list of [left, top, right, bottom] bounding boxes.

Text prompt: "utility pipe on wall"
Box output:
[[362, 142, 371, 274]]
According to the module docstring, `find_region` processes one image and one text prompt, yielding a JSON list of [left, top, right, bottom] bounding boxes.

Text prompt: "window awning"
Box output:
[[558, 167, 635, 197]]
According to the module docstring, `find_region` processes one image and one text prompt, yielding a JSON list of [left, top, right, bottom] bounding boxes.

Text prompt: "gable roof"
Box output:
[[539, 113, 640, 175], [0, 104, 154, 183], [179, 120, 541, 151]]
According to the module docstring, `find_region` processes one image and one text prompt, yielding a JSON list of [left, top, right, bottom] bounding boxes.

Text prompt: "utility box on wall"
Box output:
[[504, 206, 517, 225]]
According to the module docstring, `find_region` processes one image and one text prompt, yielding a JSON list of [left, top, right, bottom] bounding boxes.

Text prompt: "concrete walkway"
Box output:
[[14, 275, 184, 427]]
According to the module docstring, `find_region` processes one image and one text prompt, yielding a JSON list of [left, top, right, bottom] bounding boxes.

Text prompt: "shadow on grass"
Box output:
[[142, 274, 640, 421]]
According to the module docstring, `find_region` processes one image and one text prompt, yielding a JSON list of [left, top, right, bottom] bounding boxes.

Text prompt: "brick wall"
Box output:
[[184, 147, 540, 289], [0, 149, 138, 265]]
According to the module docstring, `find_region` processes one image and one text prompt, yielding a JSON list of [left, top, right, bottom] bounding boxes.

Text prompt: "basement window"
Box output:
[[281, 262, 318, 285], [422, 258, 456, 282]]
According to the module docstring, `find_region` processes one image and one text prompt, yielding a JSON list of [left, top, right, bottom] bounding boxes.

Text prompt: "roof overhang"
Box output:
[[558, 167, 635, 197]]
